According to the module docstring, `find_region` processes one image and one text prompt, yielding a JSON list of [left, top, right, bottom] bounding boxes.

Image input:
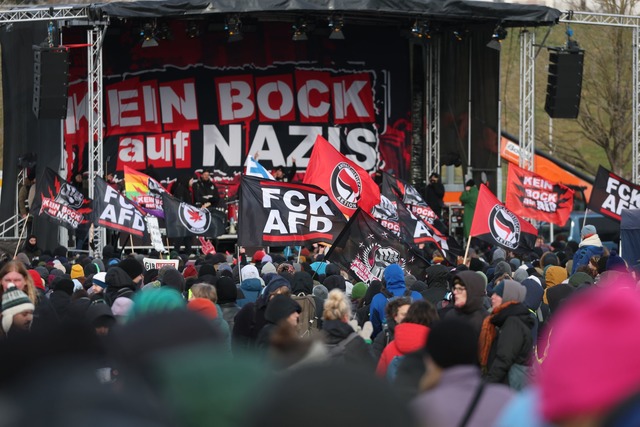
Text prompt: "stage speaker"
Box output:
[[544, 50, 584, 119], [32, 46, 69, 119]]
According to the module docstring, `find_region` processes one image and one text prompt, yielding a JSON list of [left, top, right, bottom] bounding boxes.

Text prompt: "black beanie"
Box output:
[[55, 278, 75, 296], [118, 258, 144, 280], [426, 319, 478, 368]]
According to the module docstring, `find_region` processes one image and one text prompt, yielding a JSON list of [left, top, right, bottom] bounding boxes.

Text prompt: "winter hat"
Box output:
[[410, 280, 428, 294], [261, 262, 277, 276], [581, 224, 597, 239], [52, 259, 66, 273], [35, 266, 49, 281], [546, 283, 575, 314], [55, 278, 75, 295], [501, 280, 527, 303], [494, 261, 512, 279], [493, 247, 506, 263], [216, 277, 238, 304], [469, 257, 485, 272], [426, 318, 478, 368], [217, 263, 232, 275], [187, 298, 218, 320], [264, 295, 301, 324], [568, 272, 594, 288], [509, 258, 522, 270], [15, 252, 31, 267], [522, 278, 544, 312], [241, 264, 260, 280], [118, 258, 144, 280], [261, 254, 273, 264], [161, 268, 186, 293], [28, 269, 45, 291], [292, 271, 314, 295], [312, 284, 329, 301], [404, 274, 417, 288], [70, 264, 84, 280], [513, 268, 528, 283], [183, 264, 198, 279], [198, 263, 216, 278], [83, 262, 99, 277], [351, 282, 368, 300], [2, 284, 34, 333], [252, 250, 266, 263], [539, 276, 640, 422], [323, 275, 346, 292], [92, 272, 107, 289], [111, 296, 134, 319], [128, 287, 186, 321]]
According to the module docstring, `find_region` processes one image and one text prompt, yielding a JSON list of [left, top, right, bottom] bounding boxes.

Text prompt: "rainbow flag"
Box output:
[[124, 165, 166, 218]]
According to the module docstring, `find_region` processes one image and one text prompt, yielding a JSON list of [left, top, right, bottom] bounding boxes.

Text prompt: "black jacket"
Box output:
[[323, 319, 375, 372], [193, 178, 220, 208], [371, 321, 395, 362], [422, 264, 450, 306], [255, 295, 301, 350], [104, 267, 136, 306], [445, 271, 489, 337]]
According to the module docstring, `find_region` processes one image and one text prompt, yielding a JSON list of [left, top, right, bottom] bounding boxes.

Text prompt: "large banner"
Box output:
[[588, 166, 640, 222], [238, 176, 347, 247], [92, 177, 147, 237], [161, 192, 225, 238], [506, 164, 574, 226], [63, 23, 412, 196]]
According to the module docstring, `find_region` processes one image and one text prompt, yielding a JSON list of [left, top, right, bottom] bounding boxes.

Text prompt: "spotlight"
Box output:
[[453, 30, 465, 42], [292, 21, 308, 41], [411, 20, 430, 39], [186, 21, 200, 39], [328, 16, 344, 40], [225, 15, 243, 42], [139, 22, 158, 48], [157, 22, 172, 40], [487, 24, 507, 50]]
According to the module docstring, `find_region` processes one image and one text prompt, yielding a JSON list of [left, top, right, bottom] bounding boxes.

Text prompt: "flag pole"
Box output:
[[129, 234, 135, 254], [297, 245, 301, 264], [166, 238, 170, 259], [14, 215, 28, 258], [582, 208, 589, 230], [462, 236, 472, 265]]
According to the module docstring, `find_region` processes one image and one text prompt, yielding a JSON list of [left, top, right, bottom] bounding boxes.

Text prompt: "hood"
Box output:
[[325, 263, 341, 277], [264, 295, 301, 324], [240, 277, 263, 292], [502, 280, 527, 304], [322, 318, 355, 340], [362, 280, 382, 305], [522, 277, 544, 311], [292, 271, 314, 295], [425, 264, 449, 289], [454, 271, 486, 313], [216, 277, 237, 304], [105, 267, 135, 290], [384, 264, 405, 289], [161, 268, 185, 293], [241, 264, 260, 280], [393, 322, 430, 354], [85, 302, 115, 325], [545, 266, 568, 288]]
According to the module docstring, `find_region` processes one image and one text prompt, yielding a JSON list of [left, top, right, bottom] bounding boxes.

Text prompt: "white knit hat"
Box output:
[[2, 284, 35, 333]]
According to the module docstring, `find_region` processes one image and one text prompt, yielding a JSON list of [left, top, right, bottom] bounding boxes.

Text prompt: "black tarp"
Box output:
[[621, 209, 640, 267]]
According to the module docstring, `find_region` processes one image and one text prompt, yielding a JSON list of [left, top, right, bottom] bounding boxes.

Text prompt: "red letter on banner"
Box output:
[[159, 78, 199, 132], [216, 75, 255, 124], [146, 133, 173, 168], [116, 135, 146, 170], [295, 70, 331, 123], [332, 73, 375, 124], [173, 131, 192, 169], [255, 74, 295, 122]]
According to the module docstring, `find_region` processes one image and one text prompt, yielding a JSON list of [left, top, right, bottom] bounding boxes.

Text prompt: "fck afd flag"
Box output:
[[92, 177, 146, 237], [238, 176, 347, 247], [470, 184, 537, 253], [304, 135, 380, 217], [588, 166, 640, 222], [326, 208, 430, 284], [506, 164, 574, 226], [161, 193, 225, 238]]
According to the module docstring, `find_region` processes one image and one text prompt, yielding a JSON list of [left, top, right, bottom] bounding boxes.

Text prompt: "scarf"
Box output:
[[479, 300, 520, 368]]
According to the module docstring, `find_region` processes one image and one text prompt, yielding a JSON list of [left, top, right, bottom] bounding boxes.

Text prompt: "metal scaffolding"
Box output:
[[519, 29, 535, 172], [0, 5, 88, 23], [425, 37, 441, 177]]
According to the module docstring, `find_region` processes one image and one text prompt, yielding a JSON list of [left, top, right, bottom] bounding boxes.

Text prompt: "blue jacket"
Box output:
[[369, 264, 422, 338], [571, 244, 604, 275], [237, 277, 263, 308]]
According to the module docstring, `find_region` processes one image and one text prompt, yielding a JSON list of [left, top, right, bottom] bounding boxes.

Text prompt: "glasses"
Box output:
[[452, 286, 466, 293]]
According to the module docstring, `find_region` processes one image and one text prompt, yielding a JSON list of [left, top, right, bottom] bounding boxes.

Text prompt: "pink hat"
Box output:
[[539, 274, 640, 422]]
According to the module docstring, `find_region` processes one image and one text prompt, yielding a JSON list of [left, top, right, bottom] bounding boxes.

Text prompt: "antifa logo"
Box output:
[[148, 178, 165, 195], [488, 206, 521, 250], [371, 195, 398, 221], [330, 162, 361, 210], [178, 203, 211, 234], [55, 182, 84, 209]]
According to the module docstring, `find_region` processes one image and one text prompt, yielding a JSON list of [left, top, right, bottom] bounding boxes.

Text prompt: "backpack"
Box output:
[[386, 355, 406, 382], [327, 332, 359, 362], [292, 294, 319, 338]]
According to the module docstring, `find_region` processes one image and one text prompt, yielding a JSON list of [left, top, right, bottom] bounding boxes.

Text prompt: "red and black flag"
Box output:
[[470, 184, 537, 252], [238, 176, 347, 247], [92, 176, 147, 237], [325, 208, 430, 283], [30, 167, 92, 230], [303, 135, 380, 217], [506, 164, 574, 226], [161, 193, 225, 238], [588, 166, 640, 222]]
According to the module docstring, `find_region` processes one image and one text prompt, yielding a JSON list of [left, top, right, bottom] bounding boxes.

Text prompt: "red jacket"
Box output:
[[376, 322, 430, 377]]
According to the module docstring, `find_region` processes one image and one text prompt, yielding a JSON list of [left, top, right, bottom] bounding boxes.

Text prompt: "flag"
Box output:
[[244, 156, 275, 180], [30, 167, 92, 230], [92, 177, 147, 237], [588, 165, 640, 222], [506, 164, 574, 226], [326, 208, 430, 283], [238, 176, 347, 247], [303, 135, 380, 217], [470, 184, 537, 252], [123, 165, 166, 218], [161, 193, 225, 238]]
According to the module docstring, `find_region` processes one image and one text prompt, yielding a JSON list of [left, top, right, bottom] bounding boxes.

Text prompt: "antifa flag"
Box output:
[[30, 168, 92, 230], [470, 185, 537, 253], [506, 164, 574, 226], [124, 166, 167, 218], [92, 177, 147, 237], [381, 172, 448, 235], [326, 208, 430, 283], [238, 176, 347, 247], [588, 166, 640, 222], [161, 193, 225, 238], [304, 135, 380, 217]]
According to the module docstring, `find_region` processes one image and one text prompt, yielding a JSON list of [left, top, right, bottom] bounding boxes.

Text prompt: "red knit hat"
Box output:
[[539, 274, 640, 422], [183, 265, 198, 279], [187, 298, 218, 320], [252, 250, 266, 263], [28, 269, 45, 291]]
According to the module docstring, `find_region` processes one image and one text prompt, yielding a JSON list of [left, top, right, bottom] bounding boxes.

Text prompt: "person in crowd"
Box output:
[[445, 271, 488, 336], [21, 235, 41, 262], [543, 265, 568, 305], [422, 264, 450, 306], [459, 179, 478, 241], [273, 159, 297, 182], [255, 294, 301, 351], [237, 264, 263, 307], [104, 266, 138, 306], [355, 279, 382, 327], [371, 297, 411, 362], [216, 276, 241, 331], [412, 319, 514, 427], [425, 172, 445, 218], [1, 284, 35, 339], [571, 224, 606, 274], [193, 169, 220, 211]]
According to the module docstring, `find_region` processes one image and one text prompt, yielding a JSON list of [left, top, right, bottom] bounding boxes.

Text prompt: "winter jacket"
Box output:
[[445, 271, 489, 337], [485, 303, 535, 384], [238, 277, 264, 307], [422, 264, 450, 306], [372, 322, 395, 362], [370, 265, 422, 337], [49, 290, 72, 320], [571, 234, 604, 274], [104, 267, 137, 306], [255, 295, 301, 350], [376, 322, 430, 377], [219, 302, 240, 331], [323, 319, 376, 372], [412, 365, 514, 427]]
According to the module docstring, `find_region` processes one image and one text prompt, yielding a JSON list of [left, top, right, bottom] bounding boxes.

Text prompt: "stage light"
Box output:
[[139, 22, 158, 48], [411, 20, 431, 39], [328, 16, 344, 40], [225, 15, 243, 42], [186, 21, 200, 39], [453, 30, 465, 41], [292, 21, 308, 41], [487, 24, 507, 50]]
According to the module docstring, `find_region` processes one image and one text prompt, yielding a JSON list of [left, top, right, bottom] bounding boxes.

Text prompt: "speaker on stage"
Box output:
[[32, 46, 69, 120], [544, 49, 584, 119]]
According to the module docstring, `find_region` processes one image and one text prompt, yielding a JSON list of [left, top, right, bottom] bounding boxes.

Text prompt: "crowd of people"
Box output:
[[2, 224, 640, 427]]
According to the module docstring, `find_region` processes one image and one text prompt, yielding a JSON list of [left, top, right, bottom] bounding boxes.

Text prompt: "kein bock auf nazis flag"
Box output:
[[92, 177, 147, 237], [238, 176, 347, 247], [326, 208, 430, 284], [588, 166, 640, 222]]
